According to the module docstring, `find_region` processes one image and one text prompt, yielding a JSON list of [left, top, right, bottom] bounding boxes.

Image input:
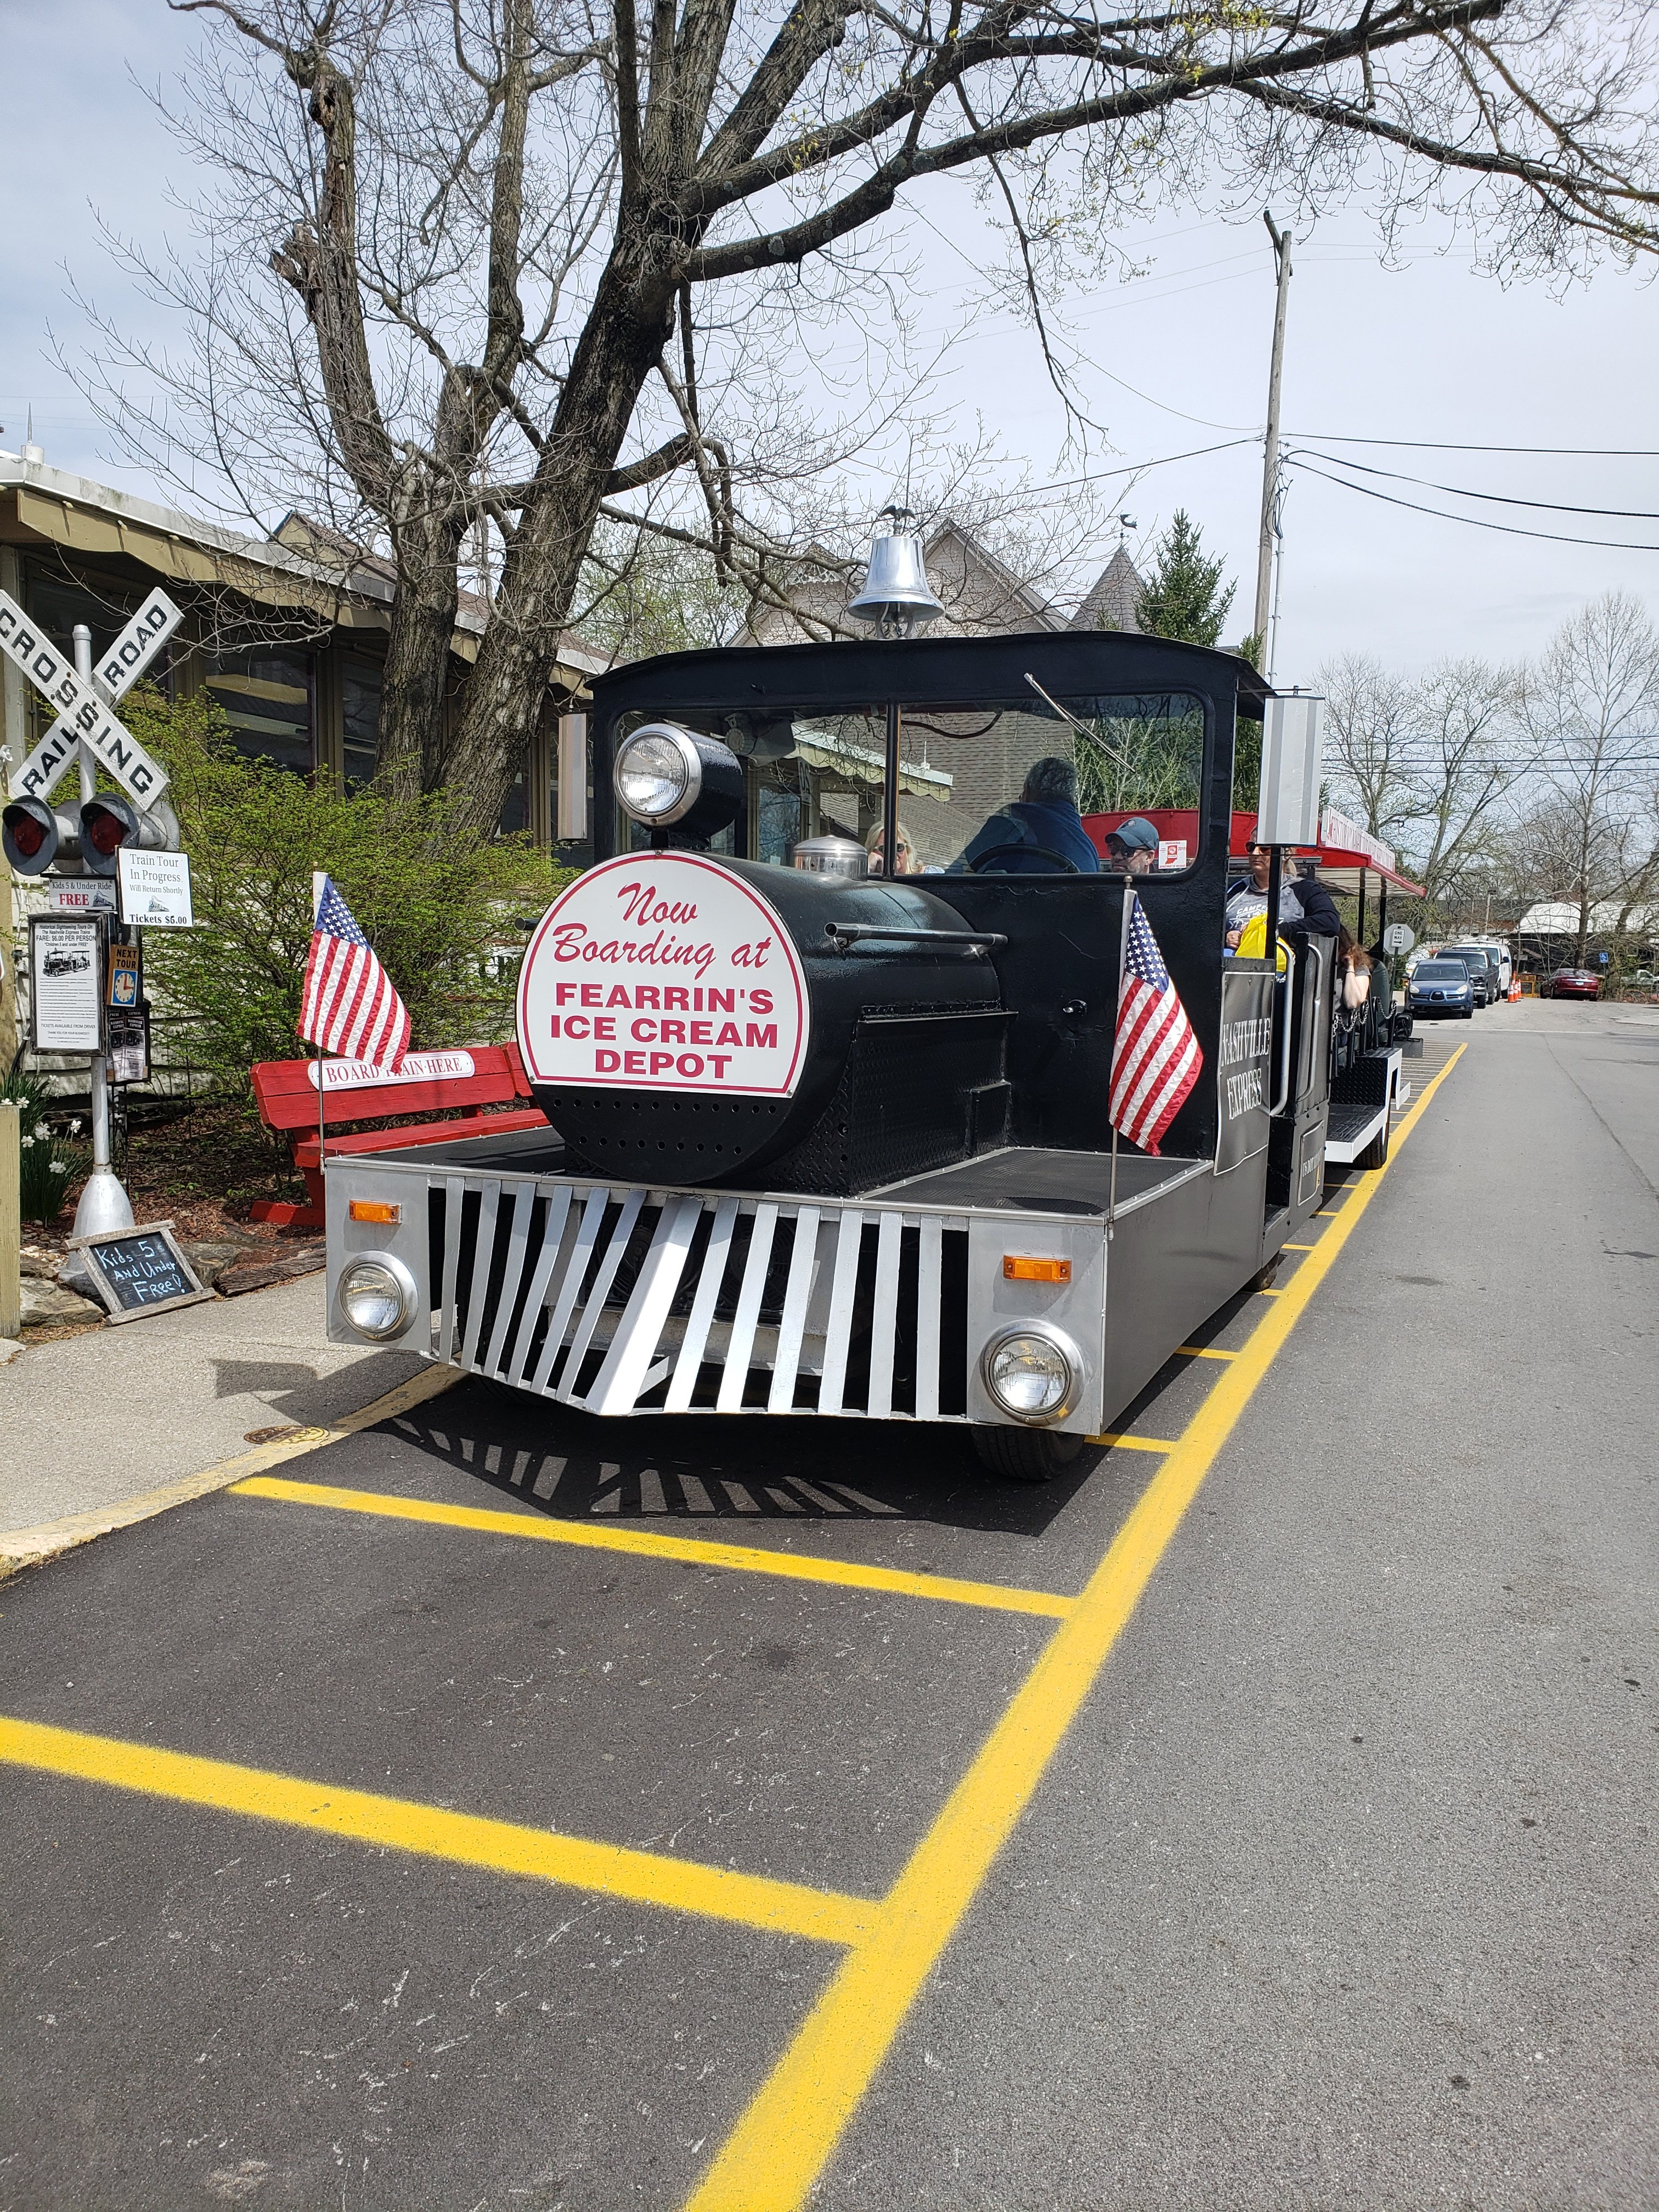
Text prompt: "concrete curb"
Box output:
[[0, 1362, 462, 1582]]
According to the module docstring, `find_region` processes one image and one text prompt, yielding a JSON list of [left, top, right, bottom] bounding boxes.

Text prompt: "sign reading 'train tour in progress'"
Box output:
[[517, 852, 810, 1097]]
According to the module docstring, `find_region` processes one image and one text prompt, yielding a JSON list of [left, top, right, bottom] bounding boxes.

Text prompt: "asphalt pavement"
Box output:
[[1, 997, 1654, 2211]]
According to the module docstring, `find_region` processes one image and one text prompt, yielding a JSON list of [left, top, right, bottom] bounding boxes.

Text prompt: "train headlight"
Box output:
[[613, 722, 745, 840], [616, 724, 697, 822], [337, 1252, 417, 1340], [980, 1324, 1082, 1424]]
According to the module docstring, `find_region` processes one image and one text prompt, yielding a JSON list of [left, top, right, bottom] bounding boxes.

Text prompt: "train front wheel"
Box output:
[[970, 1425, 1088, 1485]]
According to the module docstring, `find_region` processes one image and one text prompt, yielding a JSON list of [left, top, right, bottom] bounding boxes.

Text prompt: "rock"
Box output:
[[179, 1241, 255, 1289], [57, 1249, 96, 1294], [18, 1251, 60, 1280], [20, 1278, 104, 1328], [0, 1338, 24, 1365], [216, 1242, 328, 1297]]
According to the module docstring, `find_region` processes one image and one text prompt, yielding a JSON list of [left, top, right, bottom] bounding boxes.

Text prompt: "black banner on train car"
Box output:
[[1216, 968, 1276, 1173]]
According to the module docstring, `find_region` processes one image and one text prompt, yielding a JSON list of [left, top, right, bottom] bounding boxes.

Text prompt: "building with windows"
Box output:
[[0, 447, 603, 844]]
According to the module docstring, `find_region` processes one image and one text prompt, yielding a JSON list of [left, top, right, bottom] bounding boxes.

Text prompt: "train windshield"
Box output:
[[615, 690, 1206, 876]]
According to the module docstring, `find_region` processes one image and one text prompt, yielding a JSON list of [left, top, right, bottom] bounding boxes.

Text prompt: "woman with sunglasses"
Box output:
[[1224, 828, 1339, 951]]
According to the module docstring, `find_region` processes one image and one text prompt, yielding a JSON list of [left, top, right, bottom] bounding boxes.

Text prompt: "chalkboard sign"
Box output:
[[75, 1220, 215, 1324]]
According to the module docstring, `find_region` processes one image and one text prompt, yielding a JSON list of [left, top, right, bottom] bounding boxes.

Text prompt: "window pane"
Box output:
[[896, 692, 1205, 877], [341, 653, 382, 789], [205, 646, 314, 774]]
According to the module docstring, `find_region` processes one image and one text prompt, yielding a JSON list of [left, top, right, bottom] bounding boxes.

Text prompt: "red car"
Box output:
[[1545, 967, 1601, 1000]]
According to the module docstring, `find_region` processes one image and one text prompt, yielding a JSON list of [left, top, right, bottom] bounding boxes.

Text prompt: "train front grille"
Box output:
[[425, 1173, 970, 1420]]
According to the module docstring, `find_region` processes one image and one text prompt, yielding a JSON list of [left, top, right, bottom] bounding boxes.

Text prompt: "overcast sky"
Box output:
[[3, 0, 1655, 686]]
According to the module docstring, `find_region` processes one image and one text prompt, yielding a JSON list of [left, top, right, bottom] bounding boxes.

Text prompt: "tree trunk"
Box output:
[[379, 518, 466, 802], [438, 239, 679, 836]]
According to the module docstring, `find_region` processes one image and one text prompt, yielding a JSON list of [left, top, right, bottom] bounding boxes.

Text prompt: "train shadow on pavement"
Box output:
[[377, 1376, 1107, 1537]]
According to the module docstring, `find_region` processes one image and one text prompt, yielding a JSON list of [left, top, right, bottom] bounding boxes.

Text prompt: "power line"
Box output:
[[1285, 455, 1659, 554], [950, 437, 1259, 516], [1286, 433, 1659, 457], [1294, 447, 1659, 520]]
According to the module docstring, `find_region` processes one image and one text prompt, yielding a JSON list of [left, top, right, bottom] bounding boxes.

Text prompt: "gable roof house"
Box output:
[[735, 522, 1150, 871], [744, 523, 1146, 645]]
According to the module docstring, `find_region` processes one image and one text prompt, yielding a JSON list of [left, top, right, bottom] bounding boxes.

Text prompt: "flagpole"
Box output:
[[1108, 888, 1133, 1244], [312, 871, 327, 1193]]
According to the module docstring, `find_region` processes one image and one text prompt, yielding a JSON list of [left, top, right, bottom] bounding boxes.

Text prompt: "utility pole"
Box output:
[[1254, 211, 1294, 652]]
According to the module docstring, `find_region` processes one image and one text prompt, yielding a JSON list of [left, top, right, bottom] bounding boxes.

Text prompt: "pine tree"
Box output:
[[1135, 511, 1237, 648]]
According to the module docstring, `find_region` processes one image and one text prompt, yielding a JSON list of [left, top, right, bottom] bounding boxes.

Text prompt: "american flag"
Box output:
[[298, 872, 410, 1071], [1109, 897, 1203, 1156]]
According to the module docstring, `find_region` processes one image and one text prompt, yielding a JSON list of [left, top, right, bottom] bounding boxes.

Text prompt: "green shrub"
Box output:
[[123, 688, 576, 1108], [1, 1065, 89, 1223]]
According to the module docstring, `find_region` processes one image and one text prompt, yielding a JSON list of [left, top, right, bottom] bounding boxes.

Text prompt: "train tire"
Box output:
[[1357, 1114, 1390, 1170], [970, 1425, 1088, 1485]]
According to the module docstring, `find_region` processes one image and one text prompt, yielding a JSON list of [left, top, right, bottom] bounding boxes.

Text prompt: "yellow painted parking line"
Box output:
[[1088, 1431, 1176, 1453], [681, 1041, 1468, 2212], [231, 1476, 1075, 1622], [1284, 1242, 1316, 1251], [0, 1715, 876, 1949], [1176, 1345, 1238, 1361]]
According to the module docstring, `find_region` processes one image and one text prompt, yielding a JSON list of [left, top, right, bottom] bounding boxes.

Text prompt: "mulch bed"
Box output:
[[15, 1097, 324, 1343]]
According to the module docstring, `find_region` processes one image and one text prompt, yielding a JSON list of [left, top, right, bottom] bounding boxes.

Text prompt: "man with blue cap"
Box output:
[[1104, 815, 1160, 874]]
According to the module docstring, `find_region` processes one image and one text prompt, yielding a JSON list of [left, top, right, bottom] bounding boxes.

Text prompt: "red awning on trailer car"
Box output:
[[1084, 807, 1426, 899]]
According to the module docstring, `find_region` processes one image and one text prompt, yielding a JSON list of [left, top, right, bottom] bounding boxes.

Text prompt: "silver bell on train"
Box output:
[[848, 508, 945, 638]]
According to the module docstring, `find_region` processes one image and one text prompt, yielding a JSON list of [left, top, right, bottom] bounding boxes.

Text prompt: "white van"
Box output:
[[1442, 939, 1511, 1001]]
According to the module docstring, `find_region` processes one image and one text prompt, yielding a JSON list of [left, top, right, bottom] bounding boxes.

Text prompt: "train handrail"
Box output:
[[1269, 946, 1298, 1116]]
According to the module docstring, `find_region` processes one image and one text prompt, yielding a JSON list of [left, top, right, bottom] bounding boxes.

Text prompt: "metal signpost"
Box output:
[[0, 585, 185, 1237]]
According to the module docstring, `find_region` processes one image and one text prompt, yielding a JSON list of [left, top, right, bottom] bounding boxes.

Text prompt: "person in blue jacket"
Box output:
[[951, 755, 1100, 875]]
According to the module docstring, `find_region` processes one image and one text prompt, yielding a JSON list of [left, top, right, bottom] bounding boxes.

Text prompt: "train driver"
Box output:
[[952, 755, 1101, 876]]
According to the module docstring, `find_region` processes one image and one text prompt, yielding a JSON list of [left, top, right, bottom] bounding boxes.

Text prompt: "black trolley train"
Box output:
[[324, 627, 1402, 1481]]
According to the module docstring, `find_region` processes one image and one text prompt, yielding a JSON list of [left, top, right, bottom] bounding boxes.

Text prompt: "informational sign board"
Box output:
[[0, 589, 168, 805], [1214, 967, 1276, 1175], [73, 1219, 213, 1323], [1156, 839, 1189, 873], [29, 917, 104, 1053], [517, 852, 810, 1097], [107, 1008, 151, 1086], [117, 848, 194, 927], [1382, 923, 1415, 956], [306, 1048, 477, 1092], [49, 879, 117, 917]]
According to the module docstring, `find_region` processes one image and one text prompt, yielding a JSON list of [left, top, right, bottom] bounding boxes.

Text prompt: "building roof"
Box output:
[[1068, 544, 1145, 633], [1516, 900, 1659, 936], [746, 524, 1150, 645], [0, 452, 605, 682]]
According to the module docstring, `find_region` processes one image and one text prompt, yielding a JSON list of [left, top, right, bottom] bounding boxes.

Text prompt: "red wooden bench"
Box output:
[[249, 1044, 549, 1228]]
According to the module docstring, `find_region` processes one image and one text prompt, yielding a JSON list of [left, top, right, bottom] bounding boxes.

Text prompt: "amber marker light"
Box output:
[[348, 1200, 402, 1226], [1002, 1255, 1070, 1283]]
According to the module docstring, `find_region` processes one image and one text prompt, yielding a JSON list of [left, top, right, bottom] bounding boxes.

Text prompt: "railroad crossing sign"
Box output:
[[1, 586, 177, 805]]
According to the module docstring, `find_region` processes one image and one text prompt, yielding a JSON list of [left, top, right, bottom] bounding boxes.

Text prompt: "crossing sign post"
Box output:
[[0, 584, 187, 1240]]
